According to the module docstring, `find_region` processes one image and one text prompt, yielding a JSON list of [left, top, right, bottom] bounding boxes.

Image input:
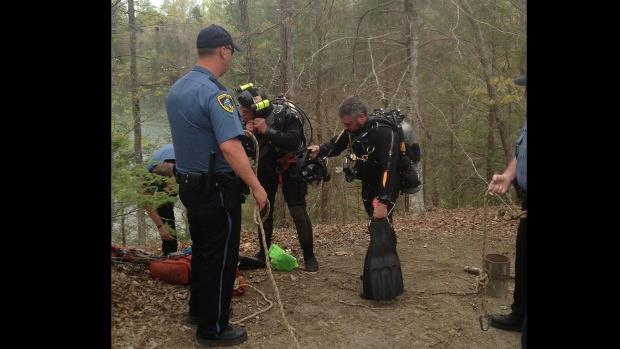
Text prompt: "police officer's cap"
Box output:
[[513, 75, 526, 86], [196, 24, 241, 52]]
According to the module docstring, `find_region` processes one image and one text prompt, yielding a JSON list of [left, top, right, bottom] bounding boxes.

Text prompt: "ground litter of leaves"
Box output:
[[112, 206, 523, 348]]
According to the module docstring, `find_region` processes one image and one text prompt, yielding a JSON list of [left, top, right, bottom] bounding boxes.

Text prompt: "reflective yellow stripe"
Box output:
[[382, 170, 388, 188], [254, 99, 270, 111], [239, 82, 254, 91]]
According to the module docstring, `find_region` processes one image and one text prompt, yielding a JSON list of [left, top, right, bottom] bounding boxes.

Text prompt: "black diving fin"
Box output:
[[361, 219, 404, 300]]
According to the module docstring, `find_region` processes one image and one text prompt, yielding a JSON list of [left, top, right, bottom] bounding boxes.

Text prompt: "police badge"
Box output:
[[217, 93, 235, 113]]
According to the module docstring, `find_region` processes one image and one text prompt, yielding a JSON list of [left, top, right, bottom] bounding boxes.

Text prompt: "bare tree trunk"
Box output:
[[121, 206, 127, 246], [405, 0, 425, 212], [320, 105, 331, 223], [449, 104, 458, 208], [280, 0, 294, 98], [459, 0, 513, 163], [128, 0, 146, 245], [239, 0, 254, 82], [431, 156, 440, 207], [519, 0, 527, 74], [153, 23, 162, 82], [486, 35, 497, 180], [312, 0, 331, 223], [486, 110, 495, 181]]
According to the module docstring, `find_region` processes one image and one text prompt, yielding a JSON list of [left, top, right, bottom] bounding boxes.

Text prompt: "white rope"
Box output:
[[244, 130, 300, 348]]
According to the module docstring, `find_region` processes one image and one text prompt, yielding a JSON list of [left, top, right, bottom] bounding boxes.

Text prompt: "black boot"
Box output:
[[304, 256, 319, 272], [488, 312, 524, 332], [196, 325, 247, 347]]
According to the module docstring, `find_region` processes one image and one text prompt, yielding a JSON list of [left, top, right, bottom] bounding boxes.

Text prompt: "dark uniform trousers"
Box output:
[[178, 172, 242, 337], [156, 202, 178, 255], [256, 161, 314, 260]]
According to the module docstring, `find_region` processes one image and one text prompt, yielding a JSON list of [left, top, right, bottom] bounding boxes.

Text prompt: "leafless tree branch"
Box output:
[[367, 38, 386, 104], [449, 0, 464, 59]]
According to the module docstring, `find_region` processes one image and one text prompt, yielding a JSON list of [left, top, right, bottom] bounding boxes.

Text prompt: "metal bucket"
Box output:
[[484, 254, 511, 299]]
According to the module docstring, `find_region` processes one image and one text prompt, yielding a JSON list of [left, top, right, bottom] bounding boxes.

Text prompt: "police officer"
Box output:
[[309, 95, 400, 221], [487, 75, 527, 343], [144, 143, 178, 255], [238, 87, 318, 272], [166, 24, 267, 348]]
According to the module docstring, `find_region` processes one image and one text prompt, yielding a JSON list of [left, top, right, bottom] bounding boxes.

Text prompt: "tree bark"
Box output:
[[239, 0, 254, 82], [121, 205, 127, 246], [459, 0, 513, 163], [449, 104, 458, 208], [312, 0, 331, 223], [280, 0, 294, 98], [128, 0, 146, 245], [405, 0, 425, 211], [153, 21, 162, 82]]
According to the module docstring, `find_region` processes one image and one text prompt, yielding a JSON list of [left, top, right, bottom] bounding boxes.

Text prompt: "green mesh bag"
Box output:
[[268, 244, 298, 271]]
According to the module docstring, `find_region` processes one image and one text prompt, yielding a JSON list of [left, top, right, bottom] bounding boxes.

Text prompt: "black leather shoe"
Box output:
[[304, 256, 319, 272], [196, 325, 247, 347], [488, 313, 524, 332]]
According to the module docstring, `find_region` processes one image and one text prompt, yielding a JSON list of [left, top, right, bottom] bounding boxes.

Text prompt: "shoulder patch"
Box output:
[[217, 94, 235, 113]]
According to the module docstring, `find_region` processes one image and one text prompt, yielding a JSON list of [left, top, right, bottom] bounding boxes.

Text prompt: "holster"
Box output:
[[176, 171, 208, 193], [215, 172, 248, 211]]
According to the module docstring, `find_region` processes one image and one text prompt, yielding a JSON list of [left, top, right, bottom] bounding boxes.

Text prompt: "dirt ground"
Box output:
[[112, 207, 523, 348]]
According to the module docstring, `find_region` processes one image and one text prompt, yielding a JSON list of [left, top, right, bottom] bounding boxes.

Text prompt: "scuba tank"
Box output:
[[366, 108, 422, 194]]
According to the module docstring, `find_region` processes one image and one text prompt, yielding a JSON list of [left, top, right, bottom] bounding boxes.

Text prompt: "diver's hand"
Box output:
[[308, 145, 320, 160], [372, 198, 388, 219], [253, 118, 268, 134], [245, 122, 255, 134]]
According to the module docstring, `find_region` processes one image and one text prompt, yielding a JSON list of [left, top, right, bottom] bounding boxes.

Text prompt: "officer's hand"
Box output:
[[252, 185, 268, 211], [372, 198, 388, 219], [245, 122, 255, 134], [487, 174, 510, 196], [158, 225, 175, 240], [308, 145, 320, 159], [253, 118, 268, 134]]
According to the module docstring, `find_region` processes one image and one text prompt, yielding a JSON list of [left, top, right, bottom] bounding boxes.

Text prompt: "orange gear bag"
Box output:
[[148, 255, 192, 285]]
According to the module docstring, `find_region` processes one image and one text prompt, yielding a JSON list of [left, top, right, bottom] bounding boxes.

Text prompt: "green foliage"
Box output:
[[112, 0, 527, 231], [112, 130, 178, 210]]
